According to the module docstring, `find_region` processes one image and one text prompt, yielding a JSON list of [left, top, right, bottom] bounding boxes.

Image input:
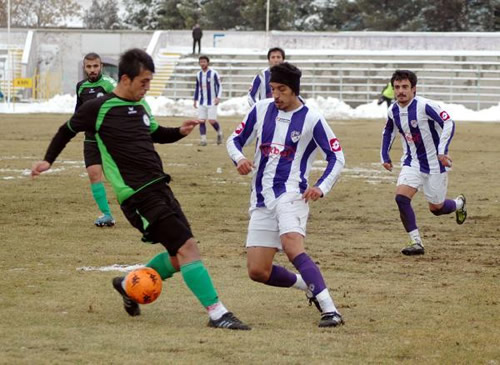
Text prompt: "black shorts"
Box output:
[[83, 140, 102, 168], [120, 183, 193, 256]]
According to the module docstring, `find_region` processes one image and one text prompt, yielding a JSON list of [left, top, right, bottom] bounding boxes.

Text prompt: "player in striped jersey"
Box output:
[[227, 62, 345, 328], [193, 56, 223, 146], [76, 52, 117, 227], [380, 70, 467, 256], [247, 47, 285, 107]]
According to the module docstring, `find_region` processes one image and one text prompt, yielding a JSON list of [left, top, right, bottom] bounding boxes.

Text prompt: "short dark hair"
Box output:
[[391, 70, 417, 88], [199, 55, 210, 63], [118, 48, 155, 81], [267, 47, 285, 60], [83, 52, 101, 62]]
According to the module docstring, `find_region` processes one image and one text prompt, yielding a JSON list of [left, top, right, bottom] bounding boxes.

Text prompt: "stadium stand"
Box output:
[[153, 47, 500, 109]]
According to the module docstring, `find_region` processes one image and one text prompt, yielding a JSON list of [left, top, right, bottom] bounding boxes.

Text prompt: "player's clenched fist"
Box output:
[[236, 158, 254, 175]]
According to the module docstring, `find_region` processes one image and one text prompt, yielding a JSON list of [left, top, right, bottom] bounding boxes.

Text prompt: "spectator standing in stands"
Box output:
[[192, 24, 202, 55]]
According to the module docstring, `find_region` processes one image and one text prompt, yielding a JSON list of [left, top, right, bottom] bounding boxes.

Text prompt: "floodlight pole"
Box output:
[[7, 0, 11, 108], [265, 0, 270, 49]]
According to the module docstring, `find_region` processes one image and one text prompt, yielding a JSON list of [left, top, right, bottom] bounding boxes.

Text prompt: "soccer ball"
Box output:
[[124, 267, 162, 304]]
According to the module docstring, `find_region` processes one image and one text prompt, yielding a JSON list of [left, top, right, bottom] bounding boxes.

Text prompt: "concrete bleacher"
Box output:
[[156, 46, 500, 110]]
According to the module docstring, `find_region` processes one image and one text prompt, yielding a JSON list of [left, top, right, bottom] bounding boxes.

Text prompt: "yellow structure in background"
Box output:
[[14, 77, 32, 88], [32, 70, 62, 100]]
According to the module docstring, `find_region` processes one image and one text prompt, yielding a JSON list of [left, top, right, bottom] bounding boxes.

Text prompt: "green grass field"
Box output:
[[0, 114, 499, 364]]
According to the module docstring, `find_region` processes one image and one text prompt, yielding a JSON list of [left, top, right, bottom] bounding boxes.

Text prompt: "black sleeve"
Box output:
[[44, 100, 100, 163], [151, 126, 185, 144], [43, 122, 77, 164], [75, 81, 83, 112]]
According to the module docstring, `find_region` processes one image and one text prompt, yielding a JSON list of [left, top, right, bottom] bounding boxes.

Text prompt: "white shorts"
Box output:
[[397, 166, 448, 204], [246, 193, 309, 249], [198, 105, 218, 120]]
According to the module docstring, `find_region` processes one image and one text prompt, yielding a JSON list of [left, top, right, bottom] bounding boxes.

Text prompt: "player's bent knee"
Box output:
[[87, 165, 102, 183], [247, 266, 270, 283], [429, 203, 443, 215], [176, 238, 201, 262], [395, 194, 411, 207]]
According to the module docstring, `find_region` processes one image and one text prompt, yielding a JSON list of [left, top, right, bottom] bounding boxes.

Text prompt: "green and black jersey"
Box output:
[[75, 74, 116, 142], [75, 74, 116, 111], [44, 93, 185, 204]]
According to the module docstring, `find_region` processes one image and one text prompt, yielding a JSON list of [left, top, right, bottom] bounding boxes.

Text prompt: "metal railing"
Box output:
[[160, 52, 500, 110]]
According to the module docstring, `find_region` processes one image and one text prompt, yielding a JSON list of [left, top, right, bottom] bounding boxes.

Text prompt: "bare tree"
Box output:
[[0, 0, 82, 28]]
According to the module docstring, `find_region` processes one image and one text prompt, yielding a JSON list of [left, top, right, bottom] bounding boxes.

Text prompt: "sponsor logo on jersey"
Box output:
[[89, 88, 95, 94], [276, 116, 291, 124], [410, 119, 418, 128], [329, 138, 342, 152], [260, 142, 295, 161], [128, 107, 137, 115], [405, 132, 421, 143], [290, 130, 301, 143], [143, 114, 150, 126], [235, 121, 245, 135], [440, 110, 450, 121]]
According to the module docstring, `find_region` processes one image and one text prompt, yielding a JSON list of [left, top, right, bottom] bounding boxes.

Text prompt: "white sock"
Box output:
[[455, 197, 464, 210], [206, 301, 228, 321], [200, 135, 207, 142], [292, 274, 307, 291], [316, 288, 338, 314], [409, 229, 423, 245]]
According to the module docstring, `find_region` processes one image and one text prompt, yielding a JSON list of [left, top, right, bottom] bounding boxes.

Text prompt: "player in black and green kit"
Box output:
[[32, 48, 250, 330], [77, 52, 117, 227]]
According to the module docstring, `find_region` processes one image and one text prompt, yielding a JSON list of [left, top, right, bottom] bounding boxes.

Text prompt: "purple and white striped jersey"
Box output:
[[247, 68, 271, 107], [194, 68, 222, 106], [381, 95, 455, 174], [227, 99, 345, 208]]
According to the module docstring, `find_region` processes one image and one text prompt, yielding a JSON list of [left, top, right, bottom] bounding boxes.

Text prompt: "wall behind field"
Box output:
[[161, 30, 500, 52]]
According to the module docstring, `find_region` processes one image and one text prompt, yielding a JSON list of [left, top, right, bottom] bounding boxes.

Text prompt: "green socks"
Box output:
[[181, 260, 219, 307], [90, 182, 111, 216], [146, 252, 177, 280]]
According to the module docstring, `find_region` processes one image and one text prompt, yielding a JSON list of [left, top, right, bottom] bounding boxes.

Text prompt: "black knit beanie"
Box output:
[[270, 62, 301, 95]]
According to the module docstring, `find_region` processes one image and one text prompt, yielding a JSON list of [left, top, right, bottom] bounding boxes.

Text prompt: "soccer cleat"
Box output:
[[95, 215, 115, 227], [318, 312, 344, 328], [112, 277, 140, 316], [208, 312, 251, 330], [199, 140, 207, 146], [401, 242, 425, 256], [306, 292, 322, 313], [216, 133, 223, 145], [455, 194, 467, 225]]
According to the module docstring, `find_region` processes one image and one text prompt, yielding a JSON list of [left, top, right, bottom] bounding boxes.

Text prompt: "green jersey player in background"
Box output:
[[76, 52, 117, 227]]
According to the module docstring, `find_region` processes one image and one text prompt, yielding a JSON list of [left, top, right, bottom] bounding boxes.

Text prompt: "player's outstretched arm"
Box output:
[[31, 161, 51, 178]]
